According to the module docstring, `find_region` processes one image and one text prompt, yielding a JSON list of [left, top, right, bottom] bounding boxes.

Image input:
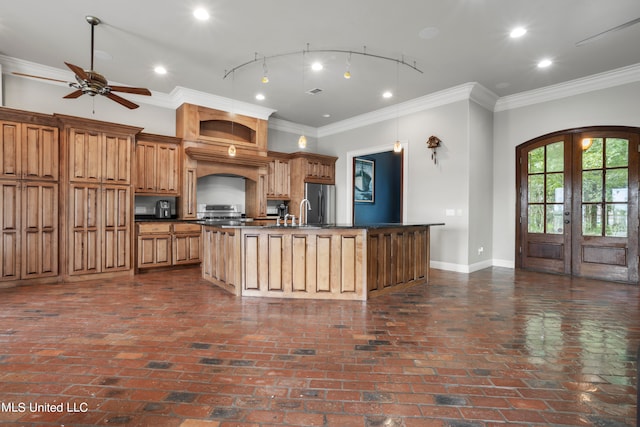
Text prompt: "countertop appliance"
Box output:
[[305, 183, 336, 225], [155, 200, 171, 219], [198, 204, 249, 226]]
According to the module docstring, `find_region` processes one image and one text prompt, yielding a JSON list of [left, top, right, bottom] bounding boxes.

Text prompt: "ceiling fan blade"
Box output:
[[108, 85, 152, 96], [64, 62, 89, 80], [576, 17, 640, 46], [63, 90, 84, 99], [105, 92, 139, 109], [12, 72, 70, 84]]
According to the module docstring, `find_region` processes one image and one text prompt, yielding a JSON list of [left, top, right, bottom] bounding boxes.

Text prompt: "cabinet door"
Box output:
[[135, 142, 156, 192], [103, 134, 131, 184], [0, 181, 20, 281], [0, 121, 21, 179], [22, 124, 58, 181], [68, 184, 101, 275], [102, 185, 131, 272], [181, 167, 197, 219], [156, 144, 179, 194], [173, 233, 201, 264], [68, 128, 102, 182], [138, 234, 172, 268], [21, 182, 58, 278], [276, 160, 290, 198]]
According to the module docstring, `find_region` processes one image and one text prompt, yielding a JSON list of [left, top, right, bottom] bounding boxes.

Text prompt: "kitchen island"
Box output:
[[201, 223, 443, 300]]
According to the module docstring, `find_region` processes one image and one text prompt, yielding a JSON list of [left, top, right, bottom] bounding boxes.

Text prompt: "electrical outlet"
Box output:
[[478, 246, 484, 255]]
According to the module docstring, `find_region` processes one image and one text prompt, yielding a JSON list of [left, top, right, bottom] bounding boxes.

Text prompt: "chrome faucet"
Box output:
[[284, 213, 296, 226], [299, 198, 311, 226]]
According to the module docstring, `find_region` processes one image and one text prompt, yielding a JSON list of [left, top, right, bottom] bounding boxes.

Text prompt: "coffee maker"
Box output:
[[277, 203, 288, 219], [155, 200, 171, 219]]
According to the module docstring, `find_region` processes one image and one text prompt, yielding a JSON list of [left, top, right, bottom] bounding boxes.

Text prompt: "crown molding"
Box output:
[[317, 83, 480, 138], [0, 54, 277, 120], [267, 117, 318, 138], [494, 62, 640, 112]]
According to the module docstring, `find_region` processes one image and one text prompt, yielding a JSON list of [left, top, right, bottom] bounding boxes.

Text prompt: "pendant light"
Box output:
[[392, 61, 402, 153], [298, 134, 307, 149]]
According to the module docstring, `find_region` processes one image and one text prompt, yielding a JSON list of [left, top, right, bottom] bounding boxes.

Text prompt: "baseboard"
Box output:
[[430, 259, 515, 273]]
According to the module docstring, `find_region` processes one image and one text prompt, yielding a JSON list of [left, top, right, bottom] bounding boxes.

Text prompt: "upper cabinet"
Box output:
[[176, 103, 268, 156], [289, 152, 337, 185], [57, 115, 139, 185], [135, 133, 181, 195], [1, 110, 59, 181], [266, 151, 290, 200]]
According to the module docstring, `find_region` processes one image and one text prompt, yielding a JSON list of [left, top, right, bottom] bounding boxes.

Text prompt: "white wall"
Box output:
[[318, 100, 471, 267], [468, 100, 494, 270], [267, 127, 319, 153], [492, 81, 640, 266]]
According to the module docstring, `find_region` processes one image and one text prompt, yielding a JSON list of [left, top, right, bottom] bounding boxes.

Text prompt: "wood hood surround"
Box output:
[[176, 103, 271, 218]]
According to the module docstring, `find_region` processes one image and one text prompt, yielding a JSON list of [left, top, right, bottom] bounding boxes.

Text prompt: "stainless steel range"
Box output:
[[198, 204, 248, 226]]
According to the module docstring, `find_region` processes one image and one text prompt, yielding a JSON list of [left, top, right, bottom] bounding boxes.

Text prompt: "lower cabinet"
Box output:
[[136, 222, 201, 270]]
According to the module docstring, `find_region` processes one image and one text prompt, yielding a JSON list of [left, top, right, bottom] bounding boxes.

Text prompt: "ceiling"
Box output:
[[2, 0, 640, 127]]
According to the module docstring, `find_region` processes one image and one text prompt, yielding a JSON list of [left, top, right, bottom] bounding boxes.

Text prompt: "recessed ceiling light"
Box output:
[[322, 114, 331, 118], [193, 8, 210, 21], [382, 91, 393, 99], [311, 62, 323, 71], [537, 58, 553, 68], [255, 93, 265, 101], [510, 27, 527, 38], [154, 65, 167, 75]]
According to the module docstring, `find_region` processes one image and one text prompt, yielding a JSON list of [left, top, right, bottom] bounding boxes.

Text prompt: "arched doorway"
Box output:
[[516, 126, 640, 283]]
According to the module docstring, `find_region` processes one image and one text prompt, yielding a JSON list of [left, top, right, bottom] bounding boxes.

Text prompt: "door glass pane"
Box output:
[[582, 138, 603, 169], [605, 169, 628, 202], [606, 204, 627, 237], [546, 141, 564, 172], [528, 147, 544, 174], [528, 175, 544, 203], [606, 138, 628, 167], [528, 205, 544, 233], [546, 173, 564, 203], [582, 204, 602, 236], [582, 170, 603, 203], [546, 204, 564, 234]]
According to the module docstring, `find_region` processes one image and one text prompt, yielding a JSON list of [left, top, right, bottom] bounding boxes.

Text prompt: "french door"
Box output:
[[517, 127, 640, 283]]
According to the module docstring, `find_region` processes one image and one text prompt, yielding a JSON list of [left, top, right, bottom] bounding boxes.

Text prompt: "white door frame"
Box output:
[[345, 141, 409, 225]]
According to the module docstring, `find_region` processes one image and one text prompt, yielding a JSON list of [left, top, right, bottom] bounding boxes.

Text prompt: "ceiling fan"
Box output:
[[13, 16, 151, 109], [576, 17, 640, 47]]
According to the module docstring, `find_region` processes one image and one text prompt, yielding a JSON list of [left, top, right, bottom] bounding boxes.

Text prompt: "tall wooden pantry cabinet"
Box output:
[[0, 108, 59, 284], [57, 115, 142, 281]]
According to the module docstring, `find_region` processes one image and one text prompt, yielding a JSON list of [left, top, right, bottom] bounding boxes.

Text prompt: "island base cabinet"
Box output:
[[240, 228, 366, 300], [202, 227, 241, 295], [367, 226, 430, 297]]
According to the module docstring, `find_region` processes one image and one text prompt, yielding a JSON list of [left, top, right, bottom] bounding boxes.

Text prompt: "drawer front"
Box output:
[[137, 222, 172, 234], [172, 223, 202, 233]]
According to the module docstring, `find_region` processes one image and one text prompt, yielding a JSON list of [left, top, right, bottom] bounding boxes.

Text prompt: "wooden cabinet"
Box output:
[[266, 152, 290, 199], [135, 133, 181, 195], [57, 115, 142, 281], [137, 223, 172, 269], [288, 152, 337, 217], [136, 222, 201, 270], [172, 223, 201, 265], [0, 109, 60, 285]]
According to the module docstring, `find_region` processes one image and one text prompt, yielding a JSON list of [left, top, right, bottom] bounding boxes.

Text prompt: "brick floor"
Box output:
[[0, 267, 638, 426]]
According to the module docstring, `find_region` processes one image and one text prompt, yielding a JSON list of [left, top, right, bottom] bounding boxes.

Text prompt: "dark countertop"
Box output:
[[215, 223, 445, 230]]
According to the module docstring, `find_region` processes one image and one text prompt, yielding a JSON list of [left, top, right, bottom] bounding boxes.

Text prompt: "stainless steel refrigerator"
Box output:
[[304, 183, 336, 225]]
